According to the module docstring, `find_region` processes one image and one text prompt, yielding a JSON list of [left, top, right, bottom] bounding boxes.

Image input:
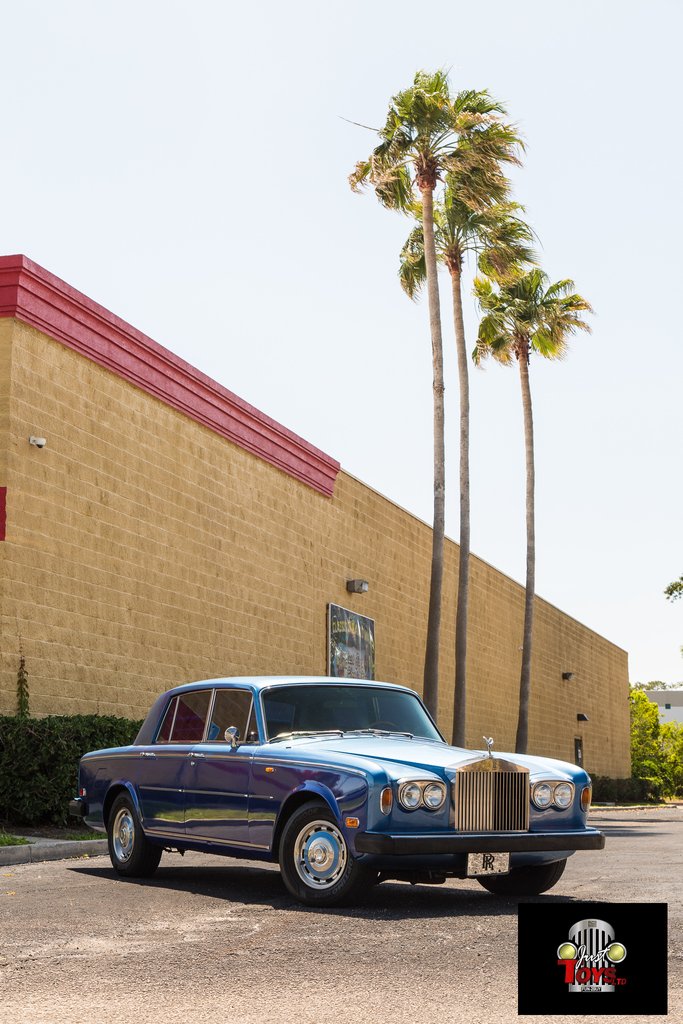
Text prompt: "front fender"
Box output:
[[270, 774, 369, 858], [284, 780, 343, 822]]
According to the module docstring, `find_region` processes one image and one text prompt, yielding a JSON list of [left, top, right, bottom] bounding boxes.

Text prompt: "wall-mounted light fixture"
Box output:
[[576, 712, 589, 722], [29, 436, 47, 449], [346, 579, 369, 594], [562, 671, 574, 682]]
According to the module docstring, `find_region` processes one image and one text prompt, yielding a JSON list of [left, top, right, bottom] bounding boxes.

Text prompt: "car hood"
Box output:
[[268, 735, 583, 783]]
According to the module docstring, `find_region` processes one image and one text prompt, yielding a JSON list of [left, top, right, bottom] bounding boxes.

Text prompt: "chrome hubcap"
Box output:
[[294, 820, 347, 889], [112, 808, 135, 862]]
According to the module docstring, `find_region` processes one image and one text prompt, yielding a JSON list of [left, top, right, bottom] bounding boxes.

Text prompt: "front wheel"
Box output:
[[107, 792, 162, 878], [279, 802, 376, 907], [477, 858, 567, 897]]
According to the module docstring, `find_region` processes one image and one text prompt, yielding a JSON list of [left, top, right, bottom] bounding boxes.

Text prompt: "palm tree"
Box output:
[[473, 269, 592, 752], [400, 193, 535, 745], [350, 70, 521, 718]]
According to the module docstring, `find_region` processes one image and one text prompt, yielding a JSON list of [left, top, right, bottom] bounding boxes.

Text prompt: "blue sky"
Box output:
[[3, 0, 681, 682]]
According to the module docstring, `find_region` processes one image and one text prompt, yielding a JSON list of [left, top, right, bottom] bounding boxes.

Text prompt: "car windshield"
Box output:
[[262, 685, 443, 742]]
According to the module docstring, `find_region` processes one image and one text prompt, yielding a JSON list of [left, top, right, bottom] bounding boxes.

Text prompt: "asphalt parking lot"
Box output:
[[0, 808, 680, 1024]]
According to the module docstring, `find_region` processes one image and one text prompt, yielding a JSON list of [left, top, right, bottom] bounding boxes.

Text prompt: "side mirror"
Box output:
[[224, 726, 240, 750]]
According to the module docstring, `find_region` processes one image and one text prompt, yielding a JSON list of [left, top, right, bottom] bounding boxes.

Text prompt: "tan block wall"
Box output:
[[0, 320, 630, 776], [0, 320, 12, 488]]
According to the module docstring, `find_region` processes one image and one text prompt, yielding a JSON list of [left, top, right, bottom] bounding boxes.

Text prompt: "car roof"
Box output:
[[164, 676, 418, 697]]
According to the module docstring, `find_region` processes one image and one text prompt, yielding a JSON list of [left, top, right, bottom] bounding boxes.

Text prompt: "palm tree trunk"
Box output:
[[420, 185, 445, 719], [450, 266, 470, 747], [515, 347, 535, 754]]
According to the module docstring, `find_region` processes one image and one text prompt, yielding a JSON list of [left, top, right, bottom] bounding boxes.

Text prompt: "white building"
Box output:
[[647, 689, 683, 725]]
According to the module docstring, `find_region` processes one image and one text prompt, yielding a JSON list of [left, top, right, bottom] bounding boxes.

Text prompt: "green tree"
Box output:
[[631, 680, 679, 691], [474, 269, 592, 752], [399, 194, 534, 744], [350, 70, 521, 718], [630, 688, 663, 780], [661, 721, 683, 796], [630, 689, 683, 797]]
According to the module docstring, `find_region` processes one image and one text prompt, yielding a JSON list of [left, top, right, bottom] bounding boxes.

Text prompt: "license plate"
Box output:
[[467, 852, 510, 876]]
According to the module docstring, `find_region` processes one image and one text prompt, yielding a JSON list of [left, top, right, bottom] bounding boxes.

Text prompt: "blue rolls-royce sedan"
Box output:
[[69, 677, 604, 906]]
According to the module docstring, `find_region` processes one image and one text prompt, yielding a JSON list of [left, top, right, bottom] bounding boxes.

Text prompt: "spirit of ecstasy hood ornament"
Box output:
[[483, 736, 494, 758]]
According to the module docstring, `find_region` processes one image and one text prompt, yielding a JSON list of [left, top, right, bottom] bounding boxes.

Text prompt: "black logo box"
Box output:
[[518, 902, 667, 1016]]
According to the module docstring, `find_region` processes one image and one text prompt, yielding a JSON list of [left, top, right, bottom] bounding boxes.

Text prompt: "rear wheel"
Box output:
[[279, 802, 376, 907], [107, 792, 162, 878], [477, 858, 567, 897]]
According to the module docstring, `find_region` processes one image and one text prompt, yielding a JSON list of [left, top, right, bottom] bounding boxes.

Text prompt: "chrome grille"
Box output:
[[454, 762, 529, 832]]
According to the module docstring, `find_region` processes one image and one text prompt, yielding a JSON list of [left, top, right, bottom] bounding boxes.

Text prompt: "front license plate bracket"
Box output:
[[467, 852, 510, 876]]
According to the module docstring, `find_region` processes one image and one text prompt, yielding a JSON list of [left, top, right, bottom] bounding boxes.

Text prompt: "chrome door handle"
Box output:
[[188, 751, 206, 759], [139, 751, 156, 758]]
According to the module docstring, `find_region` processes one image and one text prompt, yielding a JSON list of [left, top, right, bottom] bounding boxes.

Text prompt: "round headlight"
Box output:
[[398, 782, 423, 810], [553, 783, 573, 809], [532, 783, 553, 809], [423, 783, 446, 810]]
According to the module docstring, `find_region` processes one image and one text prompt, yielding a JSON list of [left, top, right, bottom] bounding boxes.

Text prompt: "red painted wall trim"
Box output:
[[0, 255, 339, 496], [0, 486, 6, 541]]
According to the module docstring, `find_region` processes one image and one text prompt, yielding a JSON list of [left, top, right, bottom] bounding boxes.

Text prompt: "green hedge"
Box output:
[[0, 715, 142, 826], [590, 774, 664, 804]]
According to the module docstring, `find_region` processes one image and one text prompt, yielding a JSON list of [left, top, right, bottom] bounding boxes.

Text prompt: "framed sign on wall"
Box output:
[[327, 603, 375, 680]]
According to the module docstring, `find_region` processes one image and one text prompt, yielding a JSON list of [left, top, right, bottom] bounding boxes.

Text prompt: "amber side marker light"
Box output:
[[345, 817, 360, 829], [581, 785, 592, 813], [380, 787, 393, 815]]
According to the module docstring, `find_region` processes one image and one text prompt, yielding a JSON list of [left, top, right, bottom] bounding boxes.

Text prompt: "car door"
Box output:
[[136, 688, 212, 839], [183, 687, 259, 848]]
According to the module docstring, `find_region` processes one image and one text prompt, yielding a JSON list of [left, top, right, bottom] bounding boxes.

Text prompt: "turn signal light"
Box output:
[[345, 817, 360, 829], [581, 785, 592, 813], [380, 787, 393, 815]]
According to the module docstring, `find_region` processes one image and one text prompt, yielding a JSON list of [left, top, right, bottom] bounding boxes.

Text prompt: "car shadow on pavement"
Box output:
[[591, 821, 670, 838], [69, 861, 606, 920]]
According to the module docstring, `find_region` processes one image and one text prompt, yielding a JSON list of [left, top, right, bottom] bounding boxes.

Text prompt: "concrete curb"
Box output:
[[0, 839, 108, 866]]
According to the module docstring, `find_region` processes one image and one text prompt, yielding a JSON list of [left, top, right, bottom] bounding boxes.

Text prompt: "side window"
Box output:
[[167, 690, 211, 743], [156, 697, 178, 742], [207, 689, 255, 743]]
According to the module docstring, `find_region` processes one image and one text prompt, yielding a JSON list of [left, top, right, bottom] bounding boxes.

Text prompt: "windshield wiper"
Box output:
[[344, 728, 414, 739], [266, 729, 345, 743]]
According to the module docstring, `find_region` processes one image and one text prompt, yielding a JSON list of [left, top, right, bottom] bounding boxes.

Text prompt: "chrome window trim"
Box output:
[[202, 688, 218, 742], [153, 695, 180, 744]]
